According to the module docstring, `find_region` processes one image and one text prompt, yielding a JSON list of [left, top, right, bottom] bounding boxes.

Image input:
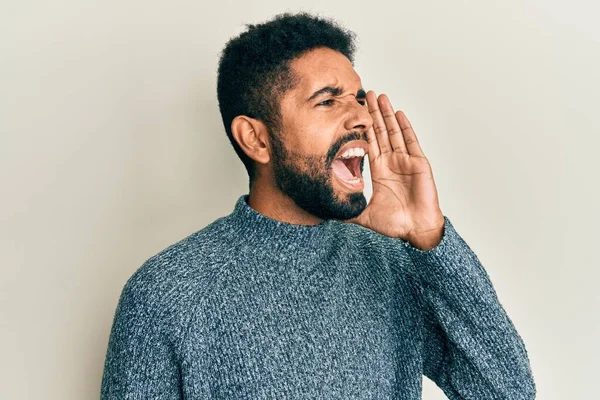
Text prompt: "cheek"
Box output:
[[288, 113, 340, 160]]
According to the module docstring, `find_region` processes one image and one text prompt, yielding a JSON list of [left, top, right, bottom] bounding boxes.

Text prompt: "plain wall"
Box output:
[[1, 0, 598, 398]]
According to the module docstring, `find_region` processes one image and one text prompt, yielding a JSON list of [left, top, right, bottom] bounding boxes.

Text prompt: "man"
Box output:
[[101, 12, 536, 399]]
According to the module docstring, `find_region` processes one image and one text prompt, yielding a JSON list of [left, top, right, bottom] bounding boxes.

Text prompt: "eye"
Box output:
[[317, 99, 334, 106], [317, 98, 367, 107]]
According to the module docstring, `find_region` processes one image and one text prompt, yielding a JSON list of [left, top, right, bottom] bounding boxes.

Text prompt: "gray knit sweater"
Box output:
[[100, 194, 536, 399]]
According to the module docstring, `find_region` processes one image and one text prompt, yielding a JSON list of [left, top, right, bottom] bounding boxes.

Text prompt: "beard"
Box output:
[[269, 128, 367, 221]]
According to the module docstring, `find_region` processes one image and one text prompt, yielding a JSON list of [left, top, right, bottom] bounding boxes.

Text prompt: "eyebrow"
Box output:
[[306, 86, 367, 102]]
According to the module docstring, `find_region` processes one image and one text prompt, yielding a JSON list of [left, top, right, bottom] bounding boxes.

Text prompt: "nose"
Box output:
[[343, 97, 373, 135]]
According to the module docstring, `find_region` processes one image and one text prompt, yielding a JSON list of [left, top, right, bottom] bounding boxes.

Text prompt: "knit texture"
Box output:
[[100, 194, 536, 399]]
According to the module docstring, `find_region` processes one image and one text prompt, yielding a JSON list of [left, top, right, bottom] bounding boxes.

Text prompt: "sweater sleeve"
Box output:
[[400, 216, 536, 399], [100, 276, 183, 399]]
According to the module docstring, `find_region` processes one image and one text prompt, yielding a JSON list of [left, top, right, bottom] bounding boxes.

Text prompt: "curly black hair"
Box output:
[[216, 11, 358, 187]]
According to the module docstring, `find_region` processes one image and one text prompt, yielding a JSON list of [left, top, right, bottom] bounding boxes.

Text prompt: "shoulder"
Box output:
[[119, 216, 234, 316], [329, 220, 423, 281], [331, 220, 409, 256], [331, 217, 460, 257]]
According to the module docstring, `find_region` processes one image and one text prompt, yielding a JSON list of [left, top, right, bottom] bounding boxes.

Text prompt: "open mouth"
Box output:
[[332, 156, 362, 182], [330, 141, 368, 190]]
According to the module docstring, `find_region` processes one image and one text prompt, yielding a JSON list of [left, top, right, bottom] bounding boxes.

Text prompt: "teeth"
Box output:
[[340, 147, 365, 159], [341, 176, 361, 184]]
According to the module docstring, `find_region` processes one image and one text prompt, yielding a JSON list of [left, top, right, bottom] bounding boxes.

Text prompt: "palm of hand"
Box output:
[[346, 91, 444, 242]]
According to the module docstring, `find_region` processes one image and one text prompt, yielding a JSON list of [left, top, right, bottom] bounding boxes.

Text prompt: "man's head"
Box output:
[[217, 12, 373, 221]]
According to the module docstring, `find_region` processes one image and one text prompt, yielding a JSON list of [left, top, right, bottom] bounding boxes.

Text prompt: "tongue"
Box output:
[[332, 159, 354, 180]]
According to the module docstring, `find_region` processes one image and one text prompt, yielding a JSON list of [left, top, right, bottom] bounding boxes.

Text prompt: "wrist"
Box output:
[[406, 219, 445, 251]]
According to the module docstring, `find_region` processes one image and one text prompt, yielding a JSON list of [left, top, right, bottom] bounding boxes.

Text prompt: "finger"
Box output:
[[395, 110, 425, 157], [378, 94, 407, 154], [365, 124, 380, 163], [364, 91, 380, 161], [366, 90, 392, 155]]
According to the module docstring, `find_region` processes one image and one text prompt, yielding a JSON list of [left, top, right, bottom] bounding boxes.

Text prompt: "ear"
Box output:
[[231, 115, 271, 165]]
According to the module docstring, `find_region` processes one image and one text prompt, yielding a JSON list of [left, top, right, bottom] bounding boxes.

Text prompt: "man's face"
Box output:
[[269, 47, 373, 221]]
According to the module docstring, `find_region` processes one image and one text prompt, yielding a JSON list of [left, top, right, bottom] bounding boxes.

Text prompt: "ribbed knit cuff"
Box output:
[[399, 215, 496, 299], [402, 215, 453, 255]]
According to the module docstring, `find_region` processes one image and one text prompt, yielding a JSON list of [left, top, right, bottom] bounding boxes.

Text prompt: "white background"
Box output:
[[1, 0, 598, 398]]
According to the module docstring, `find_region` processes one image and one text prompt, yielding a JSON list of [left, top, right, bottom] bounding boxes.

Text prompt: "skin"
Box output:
[[231, 47, 445, 250]]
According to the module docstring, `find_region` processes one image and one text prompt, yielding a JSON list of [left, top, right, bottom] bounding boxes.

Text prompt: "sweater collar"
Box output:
[[228, 194, 337, 245]]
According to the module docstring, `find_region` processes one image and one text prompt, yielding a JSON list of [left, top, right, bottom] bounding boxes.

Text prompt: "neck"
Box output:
[[247, 181, 324, 227]]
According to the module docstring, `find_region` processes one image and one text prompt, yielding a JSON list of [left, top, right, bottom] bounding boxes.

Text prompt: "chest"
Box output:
[[189, 255, 424, 398]]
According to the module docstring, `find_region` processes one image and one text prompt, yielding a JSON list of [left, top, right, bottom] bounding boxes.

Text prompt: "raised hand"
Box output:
[[346, 90, 445, 250]]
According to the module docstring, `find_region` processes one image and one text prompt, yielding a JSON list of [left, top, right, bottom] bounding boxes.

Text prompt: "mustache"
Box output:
[[328, 131, 368, 161]]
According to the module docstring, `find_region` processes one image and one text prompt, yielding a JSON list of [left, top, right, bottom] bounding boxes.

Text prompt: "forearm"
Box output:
[[401, 216, 536, 399]]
